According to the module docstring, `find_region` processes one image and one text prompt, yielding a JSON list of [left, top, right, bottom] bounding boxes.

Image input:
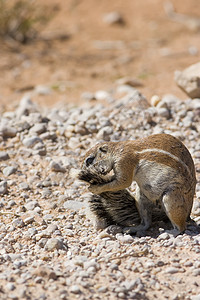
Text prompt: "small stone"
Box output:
[[173, 236, 184, 247], [193, 269, 200, 276], [158, 232, 170, 240], [30, 123, 47, 134], [63, 200, 85, 211], [38, 238, 48, 248], [70, 285, 81, 294], [17, 120, 31, 131], [35, 85, 51, 95], [40, 132, 57, 141], [25, 201, 39, 210], [74, 124, 88, 135], [0, 151, 9, 161], [19, 182, 30, 191], [115, 287, 126, 293], [103, 11, 125, 25], [144, 261, 156, 268], [3, 166, 17, 176], [192, 199, 200, 215], [116, 233, 134, 244], [156, 100, 168, 109], [116, 84, 135, 94], [34, 206, 42, 214], [34, 146, 47, 156], [0, 126, 17, 138], [97, 231, 113, 239], [187, 98, 200, 110], [7, 200, 16, 208], [184, 261, 193, 267], [6, 283, 16, 291], [46, 224, 58, 234], [34, 276, 43, 284], [50, 161, 66, 173], [151, 95, 161, 107], [45, 238, 66, 251], [24, 216, 34, 224], [98, 286, 108, 293], [0, 181, 8, 195], [22, 136, 43, 148], [12, 218, 25, 228], [182, 113, 193, 128], [122, 279, 141, 291], [28, 227, 38, 237], [68, 137, 80, 149], [64, 229, 74, 237], [161, 94, 182, 108], [16, 95, 38, 118], [120, 89, 149, 109], [95, 90, 110, 101], [41, 180, 52, 188], [164, 267, 180, 274], [84, 259, 99, 271], [36, 231, 51, 241], [33, 266, 57, 280], [96, 126, 113, 141], [156, 107, 170, 118], [41, 189, 52, 198], [60, 290, 68, 299], [43, 214, 53, 222]]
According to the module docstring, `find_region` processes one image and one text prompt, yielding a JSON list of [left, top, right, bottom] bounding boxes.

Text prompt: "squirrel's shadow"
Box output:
[[132, 219, 200, 239]]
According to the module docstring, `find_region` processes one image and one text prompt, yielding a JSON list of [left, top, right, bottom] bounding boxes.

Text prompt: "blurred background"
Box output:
[[0, 0, 200, 110]]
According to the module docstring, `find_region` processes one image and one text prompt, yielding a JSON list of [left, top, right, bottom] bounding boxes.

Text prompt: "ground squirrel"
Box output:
[[81, 134, 196, 233]]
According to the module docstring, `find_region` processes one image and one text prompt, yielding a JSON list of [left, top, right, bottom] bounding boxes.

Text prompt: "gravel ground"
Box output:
[[0, 86, 200, 300]]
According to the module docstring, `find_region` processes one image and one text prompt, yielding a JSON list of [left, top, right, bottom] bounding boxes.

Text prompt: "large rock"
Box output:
[[174, 62, 200, 98]]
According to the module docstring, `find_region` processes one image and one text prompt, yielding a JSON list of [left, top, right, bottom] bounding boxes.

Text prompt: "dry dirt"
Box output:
[[0, 0, 200, 110]]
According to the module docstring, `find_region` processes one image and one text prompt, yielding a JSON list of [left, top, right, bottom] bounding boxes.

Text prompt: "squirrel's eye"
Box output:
[[99, 145, 108, 153], [85, 156, 95, 167]]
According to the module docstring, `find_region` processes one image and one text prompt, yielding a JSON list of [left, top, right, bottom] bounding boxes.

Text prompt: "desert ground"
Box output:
[[0, 1, 200, 299]]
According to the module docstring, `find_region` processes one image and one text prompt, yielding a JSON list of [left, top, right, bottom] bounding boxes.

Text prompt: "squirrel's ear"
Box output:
[[99, 144, 108, 153]]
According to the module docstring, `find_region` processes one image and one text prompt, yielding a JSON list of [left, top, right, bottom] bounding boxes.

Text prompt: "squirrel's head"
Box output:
[[76, 143, 114, 184], [83, 143, 109, 167], [80, 142, 114, 176]]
